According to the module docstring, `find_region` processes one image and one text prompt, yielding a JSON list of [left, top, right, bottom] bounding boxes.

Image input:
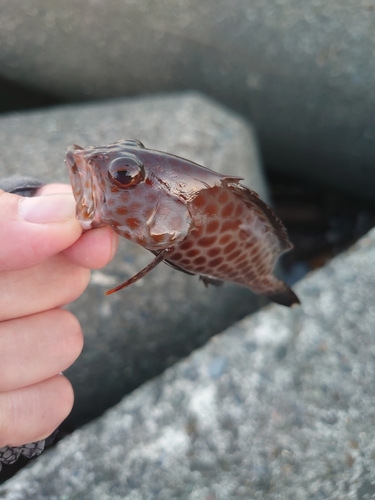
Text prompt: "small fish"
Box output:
[[66, 139, 299, 306]]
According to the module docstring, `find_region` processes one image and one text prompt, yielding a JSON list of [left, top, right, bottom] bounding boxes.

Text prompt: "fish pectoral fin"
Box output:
[[105, 248, 174, 295], [199, 276, 224, 288], [149, 251, 195, 276]]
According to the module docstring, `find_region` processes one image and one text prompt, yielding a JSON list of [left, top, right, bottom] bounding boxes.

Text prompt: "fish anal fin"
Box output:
[[227, 182, 292, 253], [263, 282, 300, 307], [105, 248, 173, 295], [200, 275, 224, 288]]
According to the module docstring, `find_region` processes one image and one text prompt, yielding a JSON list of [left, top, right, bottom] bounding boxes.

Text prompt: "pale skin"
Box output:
[[0, 183, 118, 447]]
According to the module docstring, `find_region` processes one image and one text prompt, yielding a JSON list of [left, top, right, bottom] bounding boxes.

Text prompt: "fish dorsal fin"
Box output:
[[226, 181, 292, 253]]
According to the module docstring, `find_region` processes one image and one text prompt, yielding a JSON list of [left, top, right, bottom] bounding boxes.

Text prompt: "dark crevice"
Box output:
[[0, 77, 62, 115], [267, 170, 375, 285]]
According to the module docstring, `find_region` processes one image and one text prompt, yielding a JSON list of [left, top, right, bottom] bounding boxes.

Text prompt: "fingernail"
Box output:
[[19, 194, 76, 224]]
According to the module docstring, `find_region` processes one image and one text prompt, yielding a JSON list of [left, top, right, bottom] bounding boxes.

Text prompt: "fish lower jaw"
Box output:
[[76, 207, 94, 230], [77, 204, 103, 231], [80, 220, 93, 231], [78, 214, 105, 231]]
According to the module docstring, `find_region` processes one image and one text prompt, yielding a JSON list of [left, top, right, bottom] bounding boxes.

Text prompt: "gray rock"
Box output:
[[1, 1, 375, 200], [0, 92, 268, 427], [1, 227, 375, 498]]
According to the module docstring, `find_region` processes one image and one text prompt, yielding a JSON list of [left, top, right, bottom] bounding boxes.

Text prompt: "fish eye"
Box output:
[[108, 155, 145, 189]]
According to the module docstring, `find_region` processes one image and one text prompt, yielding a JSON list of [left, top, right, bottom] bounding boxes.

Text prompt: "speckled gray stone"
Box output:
[[0, 92, 268, 428], [2, 228, 375, 498], [0, 1, 374, 200]]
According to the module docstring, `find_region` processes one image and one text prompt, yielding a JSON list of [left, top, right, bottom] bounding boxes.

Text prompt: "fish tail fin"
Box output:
[[263, 280, 300, 307]]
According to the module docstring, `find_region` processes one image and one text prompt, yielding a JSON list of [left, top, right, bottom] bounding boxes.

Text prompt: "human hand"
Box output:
[[0, 184, 118, 447]]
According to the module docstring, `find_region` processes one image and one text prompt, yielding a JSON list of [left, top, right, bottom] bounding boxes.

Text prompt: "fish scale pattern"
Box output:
[[167, 185, 278, 294]]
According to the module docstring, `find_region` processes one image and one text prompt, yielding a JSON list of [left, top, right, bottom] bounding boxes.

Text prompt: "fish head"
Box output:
[[66, 140, 192, 248], [65, 141, 149, 233]]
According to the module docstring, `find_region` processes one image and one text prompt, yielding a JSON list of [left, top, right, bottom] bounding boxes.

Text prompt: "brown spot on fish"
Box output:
[[207, 247, 221, 257], [221, 202, 235, 218], [221, 220, 237, 232], [193, 256, 206, 266], [116, 206, 128, 215], [197, 236, 217, 247], [195, 265, 207, 273], [223, 241, 237, 255], [235, 203, 244, 217], [238, 259, 250, 270], [126, 217, 141, 230], [193, 192, 206, 208], [204, 203, 219, 216], [180, 240, 194, 251], [227, 249, 242, 260], [219, 234, 231, 245], [206, 220, 220, 233], [187, 248, 200, 258], [171, 252, 183, 260], [218, 263, 230, 272], [210, 256, 224, 267]]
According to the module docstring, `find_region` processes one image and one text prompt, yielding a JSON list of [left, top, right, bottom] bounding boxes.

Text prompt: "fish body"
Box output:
[[66, 139, 299, 306]]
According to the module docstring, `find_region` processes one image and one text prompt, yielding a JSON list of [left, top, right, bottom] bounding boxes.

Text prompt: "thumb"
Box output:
[[0, 190, 82, 272]]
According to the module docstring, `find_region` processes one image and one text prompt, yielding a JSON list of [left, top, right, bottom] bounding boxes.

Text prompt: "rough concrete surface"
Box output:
[[1, 1, 375, 200], [1, 226, 375, 498], [0, 92, 269, 427]]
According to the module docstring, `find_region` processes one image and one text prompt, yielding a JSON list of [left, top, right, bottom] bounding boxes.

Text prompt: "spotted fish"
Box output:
[[66, 139, 299, 306]]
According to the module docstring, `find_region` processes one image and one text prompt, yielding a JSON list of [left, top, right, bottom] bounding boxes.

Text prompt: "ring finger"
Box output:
[[0, 308, 83, 392]]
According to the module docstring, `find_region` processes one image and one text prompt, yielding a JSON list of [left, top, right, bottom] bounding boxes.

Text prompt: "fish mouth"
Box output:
[[66, 145, 104, 230]]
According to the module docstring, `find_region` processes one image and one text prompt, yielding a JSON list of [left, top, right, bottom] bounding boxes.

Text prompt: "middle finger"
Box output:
[[0, 253, 90, 322]]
